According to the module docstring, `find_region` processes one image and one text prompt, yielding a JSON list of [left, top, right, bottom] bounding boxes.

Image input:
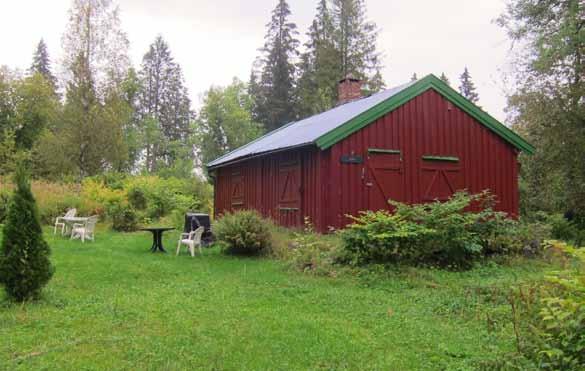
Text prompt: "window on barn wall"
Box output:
[[420, 156, 463, 201], [231, 169, 244, 209]]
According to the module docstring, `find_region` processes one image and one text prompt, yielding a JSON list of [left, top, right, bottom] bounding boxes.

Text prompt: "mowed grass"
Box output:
[[0, 228, 553, 370]]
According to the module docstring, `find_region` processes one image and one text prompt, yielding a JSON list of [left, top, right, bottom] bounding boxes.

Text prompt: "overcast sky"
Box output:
[[1, 0, 516, 122]]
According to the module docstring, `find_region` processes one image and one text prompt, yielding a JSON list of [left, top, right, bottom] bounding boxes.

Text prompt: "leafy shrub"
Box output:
[[339, 192, 512, 269], [124, 176, 207, 219], [109, 203, 139, 232], [339, 210, 433, 265], [505, 241, 585, 369], [546, 213, 585, 246], [484, 218, 552, 257], [30, 180, 99, 224], [288, 218, 341, 275], [0, 166, 53, 301], [214, 210, 272, 256], [0, 188, 10, 224], [2, 175, 213, 231], [127, 187, 147, 210]]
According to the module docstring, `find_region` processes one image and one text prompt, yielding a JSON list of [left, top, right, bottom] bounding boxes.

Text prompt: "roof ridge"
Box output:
[[207, 75, 534, 169]]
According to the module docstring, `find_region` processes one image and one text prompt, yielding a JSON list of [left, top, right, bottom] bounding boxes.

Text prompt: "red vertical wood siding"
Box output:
[[213, 147, 321, 229], [213, 89, 519, 232], [324, 89, 519, 230]]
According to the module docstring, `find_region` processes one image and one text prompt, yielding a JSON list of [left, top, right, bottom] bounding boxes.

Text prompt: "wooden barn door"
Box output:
[[420, 157, 462, 201], [230, 170, 245, 210], [366, 149, 405, 210], [277, 155, 302, 227]]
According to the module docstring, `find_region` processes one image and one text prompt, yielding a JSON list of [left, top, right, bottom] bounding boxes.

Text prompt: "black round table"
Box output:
[[141, 227, 175, 253]]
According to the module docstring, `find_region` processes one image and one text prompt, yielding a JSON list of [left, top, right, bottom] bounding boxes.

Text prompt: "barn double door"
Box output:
[[365, 149, 463, 210], [366, 149, 405, 211]]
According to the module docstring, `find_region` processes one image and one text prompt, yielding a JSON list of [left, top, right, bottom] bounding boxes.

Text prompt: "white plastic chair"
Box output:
[[176, 227, 205, 257], [70, 216, 98, 243], [54, 208, 77, 235]]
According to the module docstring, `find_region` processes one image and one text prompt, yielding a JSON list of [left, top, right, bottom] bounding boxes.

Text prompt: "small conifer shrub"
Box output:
[[0, 165, 54, 301]]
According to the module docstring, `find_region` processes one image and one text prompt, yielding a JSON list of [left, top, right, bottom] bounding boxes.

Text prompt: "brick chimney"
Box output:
[[337, 73, 363, 105]]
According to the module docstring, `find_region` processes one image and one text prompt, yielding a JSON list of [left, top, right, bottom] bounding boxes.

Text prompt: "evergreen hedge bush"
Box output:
[[0, 166, 53, 301]]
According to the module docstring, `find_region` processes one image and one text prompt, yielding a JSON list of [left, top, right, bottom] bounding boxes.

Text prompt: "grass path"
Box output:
[[0, 229, 552, 370]]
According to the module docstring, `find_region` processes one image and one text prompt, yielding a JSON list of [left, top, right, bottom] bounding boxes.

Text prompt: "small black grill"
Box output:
[[184, 212, 213, 246]]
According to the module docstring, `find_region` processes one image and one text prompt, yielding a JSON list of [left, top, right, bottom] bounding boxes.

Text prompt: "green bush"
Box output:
[[484, 217, 552, 257], [127, 187, 147, 210], [547, 213, 585, 246], [505, 241, 585, 369], [0, 166, 53, 301], [214, 210, 272, 256], [339, 210, 433, 265], [0, 189, 10, 224], [289, 218, 341, 275], [339, 192, 512, 269], [109, 203, 139, 232], [124, 176, 206, 219]]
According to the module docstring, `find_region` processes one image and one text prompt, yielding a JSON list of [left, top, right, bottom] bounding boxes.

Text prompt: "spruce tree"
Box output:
[[332, 0, 384, 91], [137, 36, 193, 171], [0, 164, 53, 301], [254, 0, 300, 131], [440, 73, 450, 86], [30, 39, 56, 88], [297, 0, 340, 117], [458, 67, 479, 103]]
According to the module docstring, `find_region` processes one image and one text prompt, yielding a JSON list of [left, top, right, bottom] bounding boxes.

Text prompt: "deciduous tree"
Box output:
[[498, 0, 585, 215], [61, 0, 129, 95], [195, 78, 263, 175]]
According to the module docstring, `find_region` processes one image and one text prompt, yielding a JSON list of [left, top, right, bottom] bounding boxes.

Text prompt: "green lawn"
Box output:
[[0, 228, 553, 370]]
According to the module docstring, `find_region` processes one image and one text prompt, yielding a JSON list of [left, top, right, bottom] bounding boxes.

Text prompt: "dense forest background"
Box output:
[[0, 0, 583, 220]]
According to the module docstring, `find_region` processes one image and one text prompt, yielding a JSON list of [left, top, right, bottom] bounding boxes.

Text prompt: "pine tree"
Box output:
[[458, 67, 479, 103], [137, 35, 193, 171], [411, 73, 418, 81], [440, 73, 450, 86], [30, 39, 56, 88], [254, 0, 300, 131], [332, 0, 384, 91], [0, 164, 53, 301]]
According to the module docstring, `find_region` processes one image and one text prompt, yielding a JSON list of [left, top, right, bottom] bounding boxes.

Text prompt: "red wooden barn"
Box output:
[[207, 74, 534, 232]]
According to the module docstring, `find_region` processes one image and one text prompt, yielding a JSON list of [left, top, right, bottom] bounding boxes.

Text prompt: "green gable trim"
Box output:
[[315, 74, 535, 154], [368, 148, 401, 154], [422, 155, 459, 162]]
